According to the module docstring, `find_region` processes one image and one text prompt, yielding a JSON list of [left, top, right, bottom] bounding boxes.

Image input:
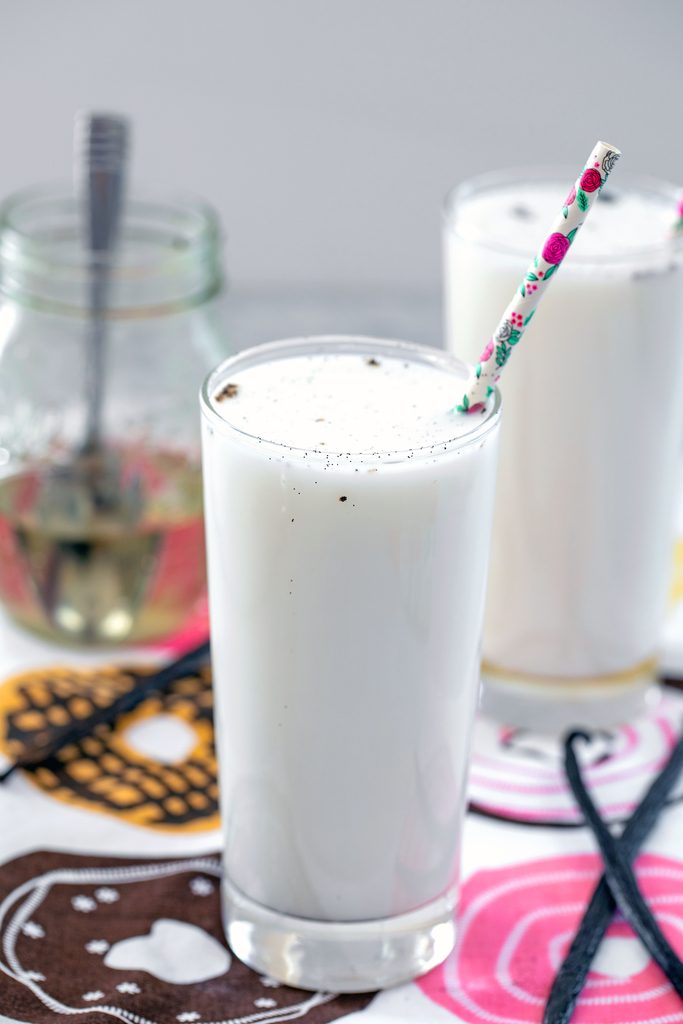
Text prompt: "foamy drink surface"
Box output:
[[455, 184, 674, 261], [211, 350, 480, 456]]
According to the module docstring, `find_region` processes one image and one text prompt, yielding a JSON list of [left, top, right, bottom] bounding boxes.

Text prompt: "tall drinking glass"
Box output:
[[200, 335, 500, 991], [444, 169, 683, 729]]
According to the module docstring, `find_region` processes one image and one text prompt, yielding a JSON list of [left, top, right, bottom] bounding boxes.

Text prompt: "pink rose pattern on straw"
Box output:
[[457, 140, 621, 413]]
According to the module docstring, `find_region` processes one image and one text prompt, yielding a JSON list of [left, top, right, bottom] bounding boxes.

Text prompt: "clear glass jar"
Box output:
[[0, 185, 228, 645]]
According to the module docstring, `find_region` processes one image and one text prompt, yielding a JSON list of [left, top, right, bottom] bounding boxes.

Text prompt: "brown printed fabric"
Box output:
[[0, 850, 374, 1023]]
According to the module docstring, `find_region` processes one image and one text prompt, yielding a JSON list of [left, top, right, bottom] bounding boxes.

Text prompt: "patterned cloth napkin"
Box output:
[[2, 604, 683, 1024]]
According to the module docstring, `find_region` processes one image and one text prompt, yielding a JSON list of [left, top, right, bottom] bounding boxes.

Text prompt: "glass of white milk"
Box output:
[[200, 335, 501, 991], [444, 169, 683, 730]]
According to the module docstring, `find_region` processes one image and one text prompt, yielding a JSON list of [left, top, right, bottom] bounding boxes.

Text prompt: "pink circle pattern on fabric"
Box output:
[[468, 691, 683, 826], [418, 853, 683, 1023]]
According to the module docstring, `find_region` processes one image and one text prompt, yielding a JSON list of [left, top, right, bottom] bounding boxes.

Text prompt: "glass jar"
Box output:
[[0, 185, 228, 645]]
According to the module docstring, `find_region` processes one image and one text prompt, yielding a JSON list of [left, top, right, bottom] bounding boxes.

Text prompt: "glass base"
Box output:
[[480, 660, 661, 731], [222, 877, 457, 993]]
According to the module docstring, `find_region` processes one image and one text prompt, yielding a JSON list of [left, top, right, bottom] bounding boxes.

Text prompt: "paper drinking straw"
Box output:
[[457, 140, 621, 413]]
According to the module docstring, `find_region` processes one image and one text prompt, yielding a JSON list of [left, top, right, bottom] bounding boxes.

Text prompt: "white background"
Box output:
[[2, 1, 681, 301]]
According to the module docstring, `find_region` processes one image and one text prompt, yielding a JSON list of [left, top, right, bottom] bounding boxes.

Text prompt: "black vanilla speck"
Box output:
[[215, 382, 239, 401]]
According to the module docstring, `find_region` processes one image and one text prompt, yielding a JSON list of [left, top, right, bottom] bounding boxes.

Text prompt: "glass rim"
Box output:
[[0, 181, 223, 275], [200, 335, 501, 464], [442, 165, 683, 265]]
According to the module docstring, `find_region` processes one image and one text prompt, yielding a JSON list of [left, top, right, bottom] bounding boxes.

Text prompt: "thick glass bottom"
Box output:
[[480, 658, 661, 731], [222, 877, 457, 993]]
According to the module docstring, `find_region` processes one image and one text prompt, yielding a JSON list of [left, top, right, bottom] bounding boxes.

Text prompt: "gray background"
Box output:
[[2, 0, 681, 341]]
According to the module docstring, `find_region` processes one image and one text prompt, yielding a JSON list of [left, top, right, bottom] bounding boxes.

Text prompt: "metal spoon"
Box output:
[[77, 111, 129, 454]]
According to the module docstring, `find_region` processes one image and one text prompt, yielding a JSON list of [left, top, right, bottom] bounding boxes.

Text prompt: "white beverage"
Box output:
[[200, 336, 500, 990], [444, 171, 683, 728]]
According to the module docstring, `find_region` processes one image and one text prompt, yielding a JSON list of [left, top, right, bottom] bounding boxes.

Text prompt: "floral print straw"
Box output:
[[457, 140, 621, 413]]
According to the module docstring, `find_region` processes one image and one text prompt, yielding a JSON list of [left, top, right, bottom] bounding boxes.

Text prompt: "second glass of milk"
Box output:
[[200, 335, 500, 992], [444, 169, 683, 730]]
